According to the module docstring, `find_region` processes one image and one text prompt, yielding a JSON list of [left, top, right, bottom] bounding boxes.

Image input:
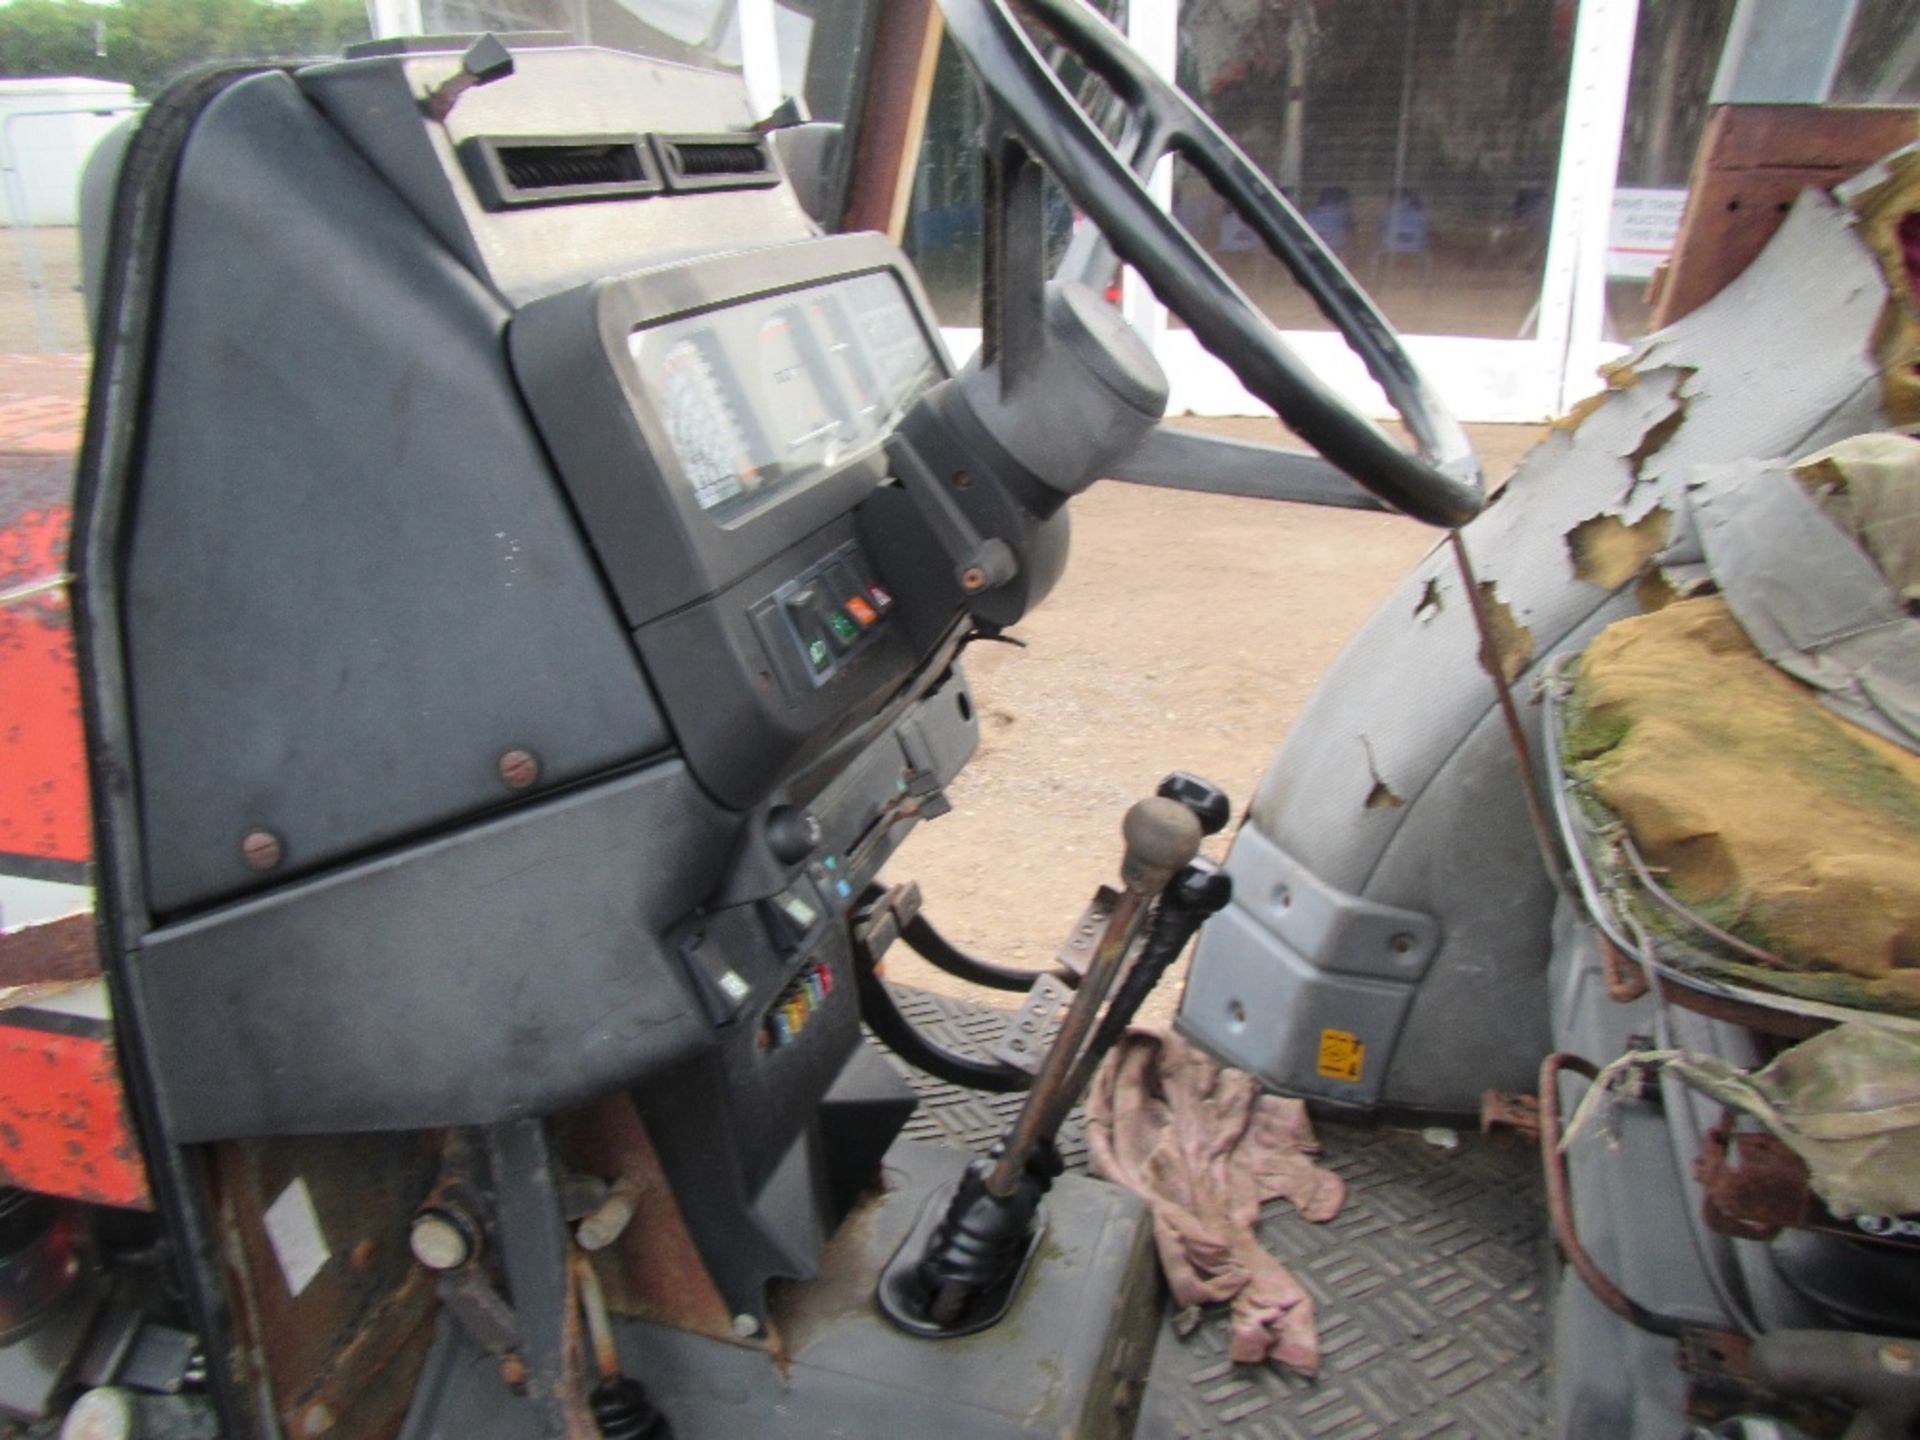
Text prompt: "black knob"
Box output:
[[765, 805, 823, 866], [1157, 772, 1231, 837], [459, 32, 515, 85], [1166, 856, 1233, 916]]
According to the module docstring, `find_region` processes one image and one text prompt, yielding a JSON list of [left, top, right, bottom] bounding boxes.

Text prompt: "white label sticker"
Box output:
[[1607, 187, 1688, 279], [262, 1177, 331, 1298]]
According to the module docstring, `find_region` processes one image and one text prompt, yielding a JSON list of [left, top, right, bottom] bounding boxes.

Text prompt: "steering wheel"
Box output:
[[935, 0, 1485, 529]]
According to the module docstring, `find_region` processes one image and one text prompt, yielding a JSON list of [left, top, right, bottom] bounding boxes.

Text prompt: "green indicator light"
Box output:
[[827, 611, 859, 644], [807, 637, 831, 671]]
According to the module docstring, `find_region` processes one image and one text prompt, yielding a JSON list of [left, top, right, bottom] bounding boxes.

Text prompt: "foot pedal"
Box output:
[[1054, 886, 1120, 979], [990, 973, 1074, 1075]]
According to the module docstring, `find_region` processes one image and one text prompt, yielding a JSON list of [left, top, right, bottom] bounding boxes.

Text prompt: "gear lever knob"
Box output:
[[1119, 797, 1202, 895]]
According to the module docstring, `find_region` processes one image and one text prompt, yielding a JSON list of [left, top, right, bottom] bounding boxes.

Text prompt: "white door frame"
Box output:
[[939, 0, 1643, 426]]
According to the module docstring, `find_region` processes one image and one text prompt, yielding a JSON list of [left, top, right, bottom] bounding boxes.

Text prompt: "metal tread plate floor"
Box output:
[[878, 985, 1552, 1440]]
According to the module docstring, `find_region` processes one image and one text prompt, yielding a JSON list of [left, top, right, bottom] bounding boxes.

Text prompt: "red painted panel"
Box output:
[[0, 505, 90, 866], [0, 1010, 151, 1211]]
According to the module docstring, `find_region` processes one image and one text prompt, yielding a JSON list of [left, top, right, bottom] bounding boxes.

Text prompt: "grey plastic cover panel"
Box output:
[[1210, 821, 1440, 980], [125, 72, 669, 914], [1690, 459, 1920, 749], [1217, 188, 1892, 1111], [299, 46, 820, 308], [1179, 823, 1424, 1108], [1252, 189, 1890, 895], [133, 762, 735, 1141]]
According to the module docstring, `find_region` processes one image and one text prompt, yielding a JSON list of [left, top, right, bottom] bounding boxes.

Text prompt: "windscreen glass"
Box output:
[[629, 270, 940, 522]]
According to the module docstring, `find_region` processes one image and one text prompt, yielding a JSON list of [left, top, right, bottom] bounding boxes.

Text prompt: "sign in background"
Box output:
[[1607, 187, 1689, 280]]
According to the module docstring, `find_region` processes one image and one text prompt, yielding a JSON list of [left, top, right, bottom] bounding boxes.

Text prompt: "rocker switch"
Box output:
[[782, 588, 834, 676]]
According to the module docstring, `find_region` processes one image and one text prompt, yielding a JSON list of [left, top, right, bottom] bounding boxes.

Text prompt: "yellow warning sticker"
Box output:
[[1317, 1029, 1366, 1083]]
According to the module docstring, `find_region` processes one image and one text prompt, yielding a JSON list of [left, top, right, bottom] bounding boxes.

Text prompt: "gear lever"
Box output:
[[1059, 855, 1233, 1105], [876, 793, 1202, 1336]]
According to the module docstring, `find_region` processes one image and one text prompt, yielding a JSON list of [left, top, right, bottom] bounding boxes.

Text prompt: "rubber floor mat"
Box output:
[[876, 985, 1552, 1440]]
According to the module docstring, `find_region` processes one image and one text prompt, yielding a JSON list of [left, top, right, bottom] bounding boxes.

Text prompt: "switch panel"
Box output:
[[753, 541, 895, 695]]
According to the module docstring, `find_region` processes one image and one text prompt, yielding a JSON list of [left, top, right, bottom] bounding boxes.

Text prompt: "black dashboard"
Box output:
[[513, 235, 956, 809], [108, 42, 995, 1156], [83, 33, 1059, 1352]]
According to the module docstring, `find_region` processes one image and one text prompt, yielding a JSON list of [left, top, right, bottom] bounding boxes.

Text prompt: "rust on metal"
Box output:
[[987, 882, 1157, 1200], [1448, 532, 1566, 893], [551, 1228, 602, 1440], [1696, 1117, 1812, 1242], [209, 1131, 444, 1440], [1539, 1051, 1688, 1338], [1653, 975, 1830, 1041], [241, 829, 284, 872], [498, 748, 541, 790], [1478, 1089, 1541, 1144], [550, 1094, 736, 1344], [0, 913, 98, 987], [1677, 1327, 1766, 1427], [1598, 934, 1650, 1003], [572, 1252, 623, 1383]]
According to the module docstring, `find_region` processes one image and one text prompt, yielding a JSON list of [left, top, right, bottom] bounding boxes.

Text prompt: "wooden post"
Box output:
[[841, 0, 945, 241], [1650, 104, 1919, 327]]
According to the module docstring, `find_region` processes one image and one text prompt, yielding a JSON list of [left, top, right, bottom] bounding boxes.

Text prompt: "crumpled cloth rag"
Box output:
[[1086, 1026, 1345, 1373]]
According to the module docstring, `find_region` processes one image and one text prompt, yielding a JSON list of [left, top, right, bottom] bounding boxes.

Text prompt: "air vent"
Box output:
[[463, 134, 663, 210], [652, 133, 782, 193]]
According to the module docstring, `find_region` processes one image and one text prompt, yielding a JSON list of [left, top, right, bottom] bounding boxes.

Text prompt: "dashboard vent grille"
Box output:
[[500, 141, 647, 190], [654, 133, 782, 192], [464, 135, 663, 209]]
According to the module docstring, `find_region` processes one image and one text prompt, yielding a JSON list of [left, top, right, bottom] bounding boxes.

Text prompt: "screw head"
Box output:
[[960, 566, 987, 592], [498, 748, 540, 790], [241, 829, 283, 871], [953, 469, 974, 488]]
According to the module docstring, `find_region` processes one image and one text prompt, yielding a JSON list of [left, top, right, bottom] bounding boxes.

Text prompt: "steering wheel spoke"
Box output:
[[939, 0, 1487, 528]]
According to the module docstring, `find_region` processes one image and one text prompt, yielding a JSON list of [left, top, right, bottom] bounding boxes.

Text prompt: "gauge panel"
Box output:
[[627, 270, 940, 525], [509, 234, 955, 809]]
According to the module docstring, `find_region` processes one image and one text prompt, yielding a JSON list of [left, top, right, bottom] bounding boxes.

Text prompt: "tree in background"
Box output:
[[0, 0, 371, 94]]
